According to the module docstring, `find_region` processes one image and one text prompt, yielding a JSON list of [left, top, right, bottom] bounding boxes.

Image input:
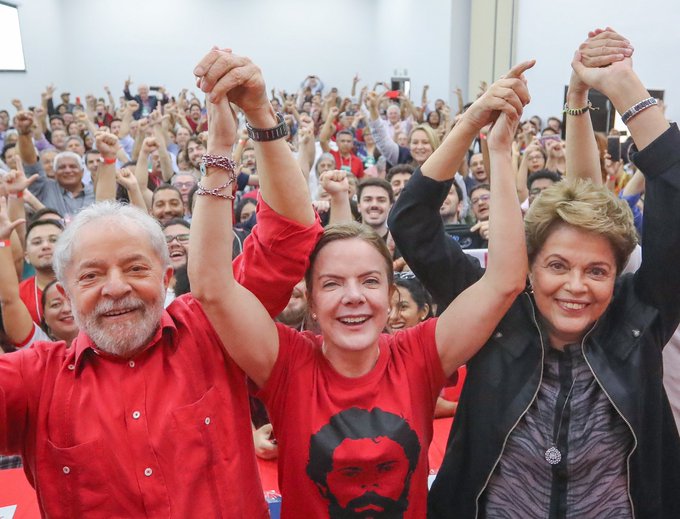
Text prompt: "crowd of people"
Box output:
[[0, 26, 679, 518]]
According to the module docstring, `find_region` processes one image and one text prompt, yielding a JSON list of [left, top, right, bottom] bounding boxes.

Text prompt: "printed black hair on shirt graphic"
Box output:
[[306, 407, 421, 518]]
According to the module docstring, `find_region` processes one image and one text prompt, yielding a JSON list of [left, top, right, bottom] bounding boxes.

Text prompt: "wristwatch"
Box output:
[[245, 112, 289, 142]]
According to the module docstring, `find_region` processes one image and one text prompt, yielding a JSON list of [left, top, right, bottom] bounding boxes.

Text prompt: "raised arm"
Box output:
[[93, 132, 120, 202], [366, 91, 400, 165], [573, 29, 677, 341], [190, 51, 285, 387], [566, 30, 633, 183], [319, 107, 338, 153], [389, 62, 533, 310], [435, 109, 528, 376], [296, 115, 317, 181], [320, 170, 352, 224], [0, 197, 35, 347]]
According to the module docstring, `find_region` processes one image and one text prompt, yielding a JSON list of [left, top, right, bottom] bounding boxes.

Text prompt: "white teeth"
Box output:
[[339, 317, 368, 325], [561, 302, 586, 310], [104, 309, 132, 317]]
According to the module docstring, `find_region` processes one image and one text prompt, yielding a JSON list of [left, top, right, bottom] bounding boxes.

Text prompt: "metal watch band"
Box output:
[[245, 112, 289, 142]]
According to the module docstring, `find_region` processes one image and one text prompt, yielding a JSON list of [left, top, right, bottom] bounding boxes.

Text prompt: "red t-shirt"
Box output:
[[18, 276, 43, 324], [258, 318, 446, 518], [330, 149, 365, 178]]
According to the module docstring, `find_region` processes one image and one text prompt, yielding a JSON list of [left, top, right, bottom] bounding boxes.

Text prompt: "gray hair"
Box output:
[[53, 151, 83, 172], [53, 201, 171, 283]]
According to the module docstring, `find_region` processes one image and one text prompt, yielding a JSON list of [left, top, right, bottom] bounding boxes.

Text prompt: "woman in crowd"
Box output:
[[366, 90, 441, 168], [388, 272, 432, 331], [190, 48, 532, 518], [389, 272, 465, 419], [390, 29, 680, 518], [0, 199, 78, 351], [515, 140, 547, 202]]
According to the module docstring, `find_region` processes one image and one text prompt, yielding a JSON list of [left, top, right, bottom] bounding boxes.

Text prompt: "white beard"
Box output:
[[72, 286, 166, 357]]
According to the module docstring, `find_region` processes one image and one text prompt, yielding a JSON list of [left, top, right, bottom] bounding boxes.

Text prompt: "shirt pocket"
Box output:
[[39, 437, 113, 518], [168, 385, 234, 504]]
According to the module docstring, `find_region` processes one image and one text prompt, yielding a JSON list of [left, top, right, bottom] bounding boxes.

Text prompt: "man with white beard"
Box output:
[[0, 49, 322, 517]]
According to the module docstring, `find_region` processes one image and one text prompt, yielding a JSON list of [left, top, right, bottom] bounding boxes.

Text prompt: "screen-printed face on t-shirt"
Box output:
[[324, 437, 411, 517], [307, 407, 420, 518]]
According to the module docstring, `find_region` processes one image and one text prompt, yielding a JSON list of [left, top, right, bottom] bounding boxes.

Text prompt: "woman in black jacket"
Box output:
[[390, 29, 680, 518]]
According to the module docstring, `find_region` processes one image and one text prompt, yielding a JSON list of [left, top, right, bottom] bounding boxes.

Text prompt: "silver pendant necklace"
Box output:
[[536, 375, 578, 465]]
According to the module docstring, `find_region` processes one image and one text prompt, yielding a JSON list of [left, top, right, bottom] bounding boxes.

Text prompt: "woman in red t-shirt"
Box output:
[[190, 50, 533, 518]]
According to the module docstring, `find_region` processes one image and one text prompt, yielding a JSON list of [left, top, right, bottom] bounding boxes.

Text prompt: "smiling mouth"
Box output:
[[100, 308, 138, 319], [338, 316, 370, 326], [557, 301, 588, 311], [170, 251, 185, 258]]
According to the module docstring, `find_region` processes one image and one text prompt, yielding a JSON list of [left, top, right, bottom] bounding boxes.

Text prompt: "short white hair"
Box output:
[[53, 151, 83, 172], [53, 201, 170, 283]]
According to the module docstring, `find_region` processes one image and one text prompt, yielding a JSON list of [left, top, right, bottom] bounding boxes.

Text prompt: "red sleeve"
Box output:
[[0, 349, 35, 455], [233, 196, 323, 317]]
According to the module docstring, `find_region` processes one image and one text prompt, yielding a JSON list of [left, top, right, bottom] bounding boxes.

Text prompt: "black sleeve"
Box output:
[[630, 123, 680, 343], [388, 168, 484, 310]]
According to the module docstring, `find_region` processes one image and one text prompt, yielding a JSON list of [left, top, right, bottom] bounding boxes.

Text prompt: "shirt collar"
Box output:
[[73, 309, 177, 368]]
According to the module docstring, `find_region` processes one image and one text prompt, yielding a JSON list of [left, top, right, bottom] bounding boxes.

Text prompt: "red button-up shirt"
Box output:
[[0, 198, 323, 518]]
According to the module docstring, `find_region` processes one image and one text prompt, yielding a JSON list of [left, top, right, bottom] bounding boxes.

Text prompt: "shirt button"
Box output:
[[128, 360, 135, 368], [132, 411, 141, 420], [144, 468, 153, 477], [204, 417, 211, 425], [63, 466, 70, 474], [632, 329, 641, 338], [67, 364, 75, 371]]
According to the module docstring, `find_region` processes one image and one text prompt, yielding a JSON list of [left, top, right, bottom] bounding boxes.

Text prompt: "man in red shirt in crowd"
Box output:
[[18, 219, 63, 324], [0, 50, 321, 518], [320, 107, 365, 178]]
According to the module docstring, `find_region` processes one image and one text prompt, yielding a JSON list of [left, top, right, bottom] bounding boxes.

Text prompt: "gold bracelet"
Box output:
[[562, 100, 598, 116]]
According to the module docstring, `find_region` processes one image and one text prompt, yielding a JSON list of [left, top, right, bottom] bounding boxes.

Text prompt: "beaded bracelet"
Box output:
[[199, 154, 237, 177], [562, 100, 598, 116], [196, 178, 236, 201]]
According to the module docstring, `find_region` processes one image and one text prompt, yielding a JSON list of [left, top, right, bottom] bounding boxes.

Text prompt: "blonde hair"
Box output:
[[409, 124, 440, 151], [524, 179, 637, 273], [305, 222, 393, 295]]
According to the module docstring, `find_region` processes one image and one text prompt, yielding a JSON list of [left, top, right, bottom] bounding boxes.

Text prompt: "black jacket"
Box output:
[[389, 124, 680, 518]]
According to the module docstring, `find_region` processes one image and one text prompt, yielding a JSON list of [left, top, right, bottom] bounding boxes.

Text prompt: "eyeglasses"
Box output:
[[394, 271, 416, 280], [471, 194, 490, 205], [172, 181, 195, 189], [164, 233, 190, 244], [529, 187, 548, 196]]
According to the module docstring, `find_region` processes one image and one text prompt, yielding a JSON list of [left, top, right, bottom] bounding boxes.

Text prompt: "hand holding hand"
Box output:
[[462, 60, 534, 131], [194, 48, 269, 121], [487, 110, 522, 153], [571, 28, 634, 96]]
